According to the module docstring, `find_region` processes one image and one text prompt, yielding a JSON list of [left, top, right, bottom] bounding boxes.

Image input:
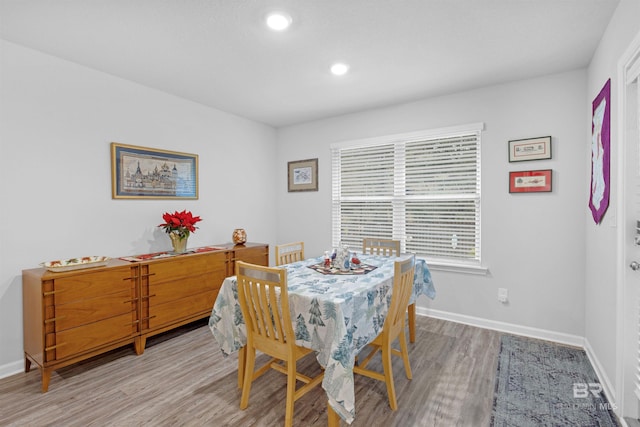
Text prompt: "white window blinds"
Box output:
[[331, 123, 482, 264]]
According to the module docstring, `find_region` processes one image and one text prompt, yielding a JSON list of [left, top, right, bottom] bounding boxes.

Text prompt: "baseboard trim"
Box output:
[[0, 360, 24, 381], [584, 337, 621, 419], [419, 307, 585, 347]]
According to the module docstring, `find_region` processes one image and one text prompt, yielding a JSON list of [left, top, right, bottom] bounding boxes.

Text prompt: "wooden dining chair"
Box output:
[[362, 238, 400, 257], [235, 261, 323, 427], [353, 255, 415, 410], [275, 241, 305, 266], [362, 238, 417, 344]]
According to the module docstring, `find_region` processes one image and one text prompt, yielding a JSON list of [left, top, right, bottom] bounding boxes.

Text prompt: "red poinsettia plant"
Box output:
[[158, 210, 202, 240]]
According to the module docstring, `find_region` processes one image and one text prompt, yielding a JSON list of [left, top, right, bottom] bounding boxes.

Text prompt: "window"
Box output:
[[331, 123, 483, 267]]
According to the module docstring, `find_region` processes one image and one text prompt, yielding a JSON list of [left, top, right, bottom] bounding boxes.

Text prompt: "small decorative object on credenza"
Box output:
[[158, 210, 202, 253], [232, 228, 247, 245]]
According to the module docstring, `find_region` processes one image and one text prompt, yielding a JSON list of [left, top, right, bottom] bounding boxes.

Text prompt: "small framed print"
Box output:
[[288, 158, 318, 192], [508, 136, 552, 162], [509, 169, 552, 193]]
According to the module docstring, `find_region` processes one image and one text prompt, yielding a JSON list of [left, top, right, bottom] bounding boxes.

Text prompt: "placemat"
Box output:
[[121, 246, 224, 262], [307, 263, 377, 275]]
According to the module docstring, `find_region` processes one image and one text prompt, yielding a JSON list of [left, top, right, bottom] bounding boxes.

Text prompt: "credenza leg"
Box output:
[[134, 336, 147, 355], [25, 355, 32, 373], [41, 368, 51, 393]]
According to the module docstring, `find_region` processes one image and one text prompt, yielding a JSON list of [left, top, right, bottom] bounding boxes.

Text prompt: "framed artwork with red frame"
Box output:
[[509, 169, 552, 193]]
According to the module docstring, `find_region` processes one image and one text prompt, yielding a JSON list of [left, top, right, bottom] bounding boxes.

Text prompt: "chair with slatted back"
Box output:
[[362, 238, 400, 257], [275, 241, 305, 266], [236, 261, 323, 427], [352, 255, 416, 410], [362, 238, 417, 344]]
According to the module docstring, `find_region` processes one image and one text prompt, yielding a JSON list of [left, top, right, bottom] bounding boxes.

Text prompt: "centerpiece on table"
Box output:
[[158, 210, 202, 253]]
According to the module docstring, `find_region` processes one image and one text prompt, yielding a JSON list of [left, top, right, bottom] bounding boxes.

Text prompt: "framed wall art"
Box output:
[[509, 169, 552, 193], [508, 136, 552, 162], [111, 142, 198, 199], [288, 158, 318, 192], [589, 79, 611, 224]]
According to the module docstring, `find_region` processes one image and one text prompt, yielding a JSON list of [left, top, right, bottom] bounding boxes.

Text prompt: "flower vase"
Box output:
[[169, 233, 188, 254]]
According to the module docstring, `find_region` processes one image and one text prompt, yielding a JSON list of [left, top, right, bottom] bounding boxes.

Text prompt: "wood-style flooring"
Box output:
[[0, 316, 501, 426]]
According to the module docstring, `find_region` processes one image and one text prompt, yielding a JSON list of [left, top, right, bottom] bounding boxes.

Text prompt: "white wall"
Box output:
[[276, 70, 588, 340], [585, 0, 640, 416], [0, 41, 278, 375]]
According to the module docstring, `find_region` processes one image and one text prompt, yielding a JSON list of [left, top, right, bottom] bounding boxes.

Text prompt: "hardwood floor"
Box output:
[[0, 316, 500, 426]]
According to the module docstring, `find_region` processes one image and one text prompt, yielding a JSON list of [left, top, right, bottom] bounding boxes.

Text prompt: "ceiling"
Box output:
[[0, 1, 619, 128]]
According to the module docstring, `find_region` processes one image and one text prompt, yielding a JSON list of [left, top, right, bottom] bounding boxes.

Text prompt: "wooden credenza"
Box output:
[[22, 242, 268, 392]]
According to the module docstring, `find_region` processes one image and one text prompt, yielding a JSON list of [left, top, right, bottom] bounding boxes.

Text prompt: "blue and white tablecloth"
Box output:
[[208, 254, 435, 424]]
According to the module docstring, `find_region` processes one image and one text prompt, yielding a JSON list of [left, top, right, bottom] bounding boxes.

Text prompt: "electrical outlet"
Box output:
[[498, 288, 508, 303]]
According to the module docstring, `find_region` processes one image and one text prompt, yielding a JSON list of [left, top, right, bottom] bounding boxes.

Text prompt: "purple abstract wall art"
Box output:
[[589, 79, 611, 224]]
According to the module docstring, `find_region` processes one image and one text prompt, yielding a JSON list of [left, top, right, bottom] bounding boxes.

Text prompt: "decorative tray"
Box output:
[[41, 256, 111, 272], [307, 263, 377, 275]]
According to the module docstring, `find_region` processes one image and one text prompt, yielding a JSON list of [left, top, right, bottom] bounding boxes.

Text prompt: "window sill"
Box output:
[[419, 258, 489, 276]]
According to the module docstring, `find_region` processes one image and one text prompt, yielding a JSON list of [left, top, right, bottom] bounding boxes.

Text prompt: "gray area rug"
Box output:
[[491, 334, 620, 426]]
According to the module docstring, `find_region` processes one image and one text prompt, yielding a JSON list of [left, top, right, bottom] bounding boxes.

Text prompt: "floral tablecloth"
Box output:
[[208, 254, 436, 424]]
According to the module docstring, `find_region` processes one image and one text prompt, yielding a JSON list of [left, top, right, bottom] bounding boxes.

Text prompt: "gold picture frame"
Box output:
[[111, 142, 199, 199], [288, 158, 318, 192]]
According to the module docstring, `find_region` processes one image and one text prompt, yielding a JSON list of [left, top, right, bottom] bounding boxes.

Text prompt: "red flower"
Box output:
[[158, 210, 202, 239]]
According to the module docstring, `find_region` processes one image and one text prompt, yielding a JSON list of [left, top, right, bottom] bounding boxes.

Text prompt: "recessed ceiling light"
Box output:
[[330, 63, 350, 76], [266, 12, 292, 31]]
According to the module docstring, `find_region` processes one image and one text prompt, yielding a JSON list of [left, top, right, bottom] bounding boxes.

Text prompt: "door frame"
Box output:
[[616, 29, 640, 420]]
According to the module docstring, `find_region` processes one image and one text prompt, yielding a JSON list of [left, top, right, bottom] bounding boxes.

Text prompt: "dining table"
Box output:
[[208, 253, 436, 424]]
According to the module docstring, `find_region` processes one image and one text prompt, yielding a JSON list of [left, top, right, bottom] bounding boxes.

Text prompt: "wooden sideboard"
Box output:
[[22, 242, 268, 392]]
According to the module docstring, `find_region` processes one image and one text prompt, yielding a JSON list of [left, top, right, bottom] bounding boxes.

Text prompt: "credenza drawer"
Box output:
[[147, 252, 227, 283], [46, 312, 136, 361], [148, 291, 218, 328], [49, 290, 134, 332], [149, 272, 222, 305], [47, 268, 134, 305]]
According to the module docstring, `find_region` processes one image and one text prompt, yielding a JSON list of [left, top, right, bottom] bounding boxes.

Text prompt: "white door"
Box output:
[[620, 31, 640, 421]]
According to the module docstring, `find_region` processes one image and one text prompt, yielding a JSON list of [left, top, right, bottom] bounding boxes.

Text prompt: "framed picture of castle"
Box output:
[[111, 142, 198, 199]]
